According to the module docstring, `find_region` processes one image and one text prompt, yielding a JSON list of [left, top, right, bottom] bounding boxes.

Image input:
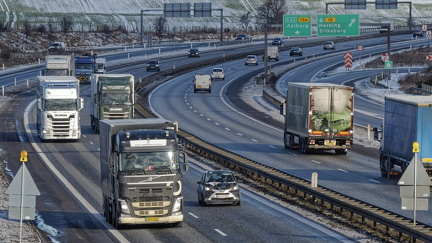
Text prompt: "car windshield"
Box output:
[[190, 49, 198, 52], [292, 47, 299, 50], [205, 172, 235, 183], [119, 151, 179, 172], [149, 61, 158, 64]]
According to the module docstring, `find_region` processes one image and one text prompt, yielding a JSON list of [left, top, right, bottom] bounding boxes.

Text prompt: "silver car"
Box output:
[[197, 170, 241, 206], [245, 55, 258, 66], [211, 68, 225, 80]]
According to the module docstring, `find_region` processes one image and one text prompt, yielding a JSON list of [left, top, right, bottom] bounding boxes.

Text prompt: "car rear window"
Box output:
[[213, 69, 223, 72]]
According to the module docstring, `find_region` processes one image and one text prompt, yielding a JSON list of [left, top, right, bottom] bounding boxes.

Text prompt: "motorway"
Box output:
[[1, 32, 431, 242]]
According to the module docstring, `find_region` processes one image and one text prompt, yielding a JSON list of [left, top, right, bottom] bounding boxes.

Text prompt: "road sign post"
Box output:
[[398, 142, 432, 226], [317, 14, 359, 36], [6, 151, 40, 242], [283, 15, 312, 37]]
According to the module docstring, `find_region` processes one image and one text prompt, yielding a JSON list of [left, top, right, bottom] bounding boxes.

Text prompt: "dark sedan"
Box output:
[[188, 48, 200, 57], [197, 170, 241, 206], [290, 47, 303, 56], [272, 37, 284, 45]]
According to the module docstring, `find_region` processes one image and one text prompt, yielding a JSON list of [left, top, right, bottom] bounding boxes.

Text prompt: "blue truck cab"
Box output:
[[75, 55, 96, 83]]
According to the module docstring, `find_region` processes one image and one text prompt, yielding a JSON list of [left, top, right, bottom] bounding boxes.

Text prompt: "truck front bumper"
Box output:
[[118, 213, 183, 225]]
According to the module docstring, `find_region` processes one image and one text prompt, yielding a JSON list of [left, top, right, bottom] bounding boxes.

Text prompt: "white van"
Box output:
[[193, 74, 212, 93], [95, 58, 107, 73]]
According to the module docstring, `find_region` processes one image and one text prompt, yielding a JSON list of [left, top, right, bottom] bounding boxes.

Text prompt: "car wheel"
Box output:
[[255, 63, 258, 66]]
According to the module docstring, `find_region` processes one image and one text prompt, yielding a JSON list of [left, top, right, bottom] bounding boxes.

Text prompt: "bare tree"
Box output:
[[102, 24, 112, 40], [23, 20, 32, 38], [153, 16, 167, 36], [240, 11, 252, 30], [37, 24, 47, 35], [257, 0, 287, 26], [61, 16, 74, 33]]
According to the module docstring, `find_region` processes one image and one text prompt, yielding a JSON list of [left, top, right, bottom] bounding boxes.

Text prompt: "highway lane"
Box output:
[[149, 35, 432, 226]]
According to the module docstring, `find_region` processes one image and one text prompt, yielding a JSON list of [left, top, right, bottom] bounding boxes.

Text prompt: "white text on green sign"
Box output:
[[283, 15, 312, 37], [317, 14, 360, 37]]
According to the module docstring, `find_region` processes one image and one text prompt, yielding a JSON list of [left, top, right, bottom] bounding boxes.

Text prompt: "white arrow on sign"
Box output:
[[349, 18, 356, 27], [295, 30, 300, 35]]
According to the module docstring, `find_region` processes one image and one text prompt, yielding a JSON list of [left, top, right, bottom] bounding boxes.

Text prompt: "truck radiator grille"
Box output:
[[134, 209, 168, 216], [48, 118, 72, 136], [132, 201, 170, 208], [103, 112, 129, 119]]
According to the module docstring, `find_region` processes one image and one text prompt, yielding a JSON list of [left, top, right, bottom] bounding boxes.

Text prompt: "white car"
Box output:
[[211, 68, 225, 80], [245, 55, 258, 66]]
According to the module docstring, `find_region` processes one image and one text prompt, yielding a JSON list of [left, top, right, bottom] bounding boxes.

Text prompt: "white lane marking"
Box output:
[[369, 179, 380, 183], [225, 127, 230, 131], [188, 212, 199, 219], [215, 123, 220, 126], [200, 114, 204, 117], [24, 100, 131, 242], [207, 118, 211, 121], [269, 145, 276, 148], [311, 160, 321, 164], [82, 135, 86, 138], [214, 229, 227, 236], [237, 133, 243, 136], [89, 141, 94, 145], [338, 169, 348, 173], [251, 139, 258, 142]]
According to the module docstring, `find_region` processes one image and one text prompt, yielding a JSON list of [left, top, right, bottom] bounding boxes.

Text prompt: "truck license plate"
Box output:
[[325, 140, 335, 146], [146, 217, 159, 221], [197, 85, 202, 88]]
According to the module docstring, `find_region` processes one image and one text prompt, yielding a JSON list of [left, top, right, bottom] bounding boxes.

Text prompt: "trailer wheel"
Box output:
[[103, 196, 112, 224], [335, 149, 347, 155], [379, 154, 387, 177], [299, 137, 308, 154], [386, 158, 393, 179], [283, 133, 290, 149]]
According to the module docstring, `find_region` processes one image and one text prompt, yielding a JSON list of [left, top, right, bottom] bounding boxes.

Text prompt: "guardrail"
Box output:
[[133, 32, 432, 242]]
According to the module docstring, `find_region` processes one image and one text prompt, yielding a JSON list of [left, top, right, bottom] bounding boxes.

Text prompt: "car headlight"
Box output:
[[205, 186, 211, 191], [232, 185, 239, 191], [173, 197, 183, 213], [119, 199, 130, 214]]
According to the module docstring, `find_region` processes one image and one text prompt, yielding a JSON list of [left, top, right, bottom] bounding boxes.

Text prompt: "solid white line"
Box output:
[[369, 179, 380, 183], [311, 160, 321, 164], [188, 212, 199, 219], [338, 169, 348, 173], [24, 100, 130, 243], [214, 229, 227, 236]]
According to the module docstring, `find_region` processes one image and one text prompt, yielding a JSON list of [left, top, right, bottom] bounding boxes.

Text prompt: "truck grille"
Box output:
[[132, 201, 170, 208], [48, 118, 72, 137], [103, 112, 129, 119]]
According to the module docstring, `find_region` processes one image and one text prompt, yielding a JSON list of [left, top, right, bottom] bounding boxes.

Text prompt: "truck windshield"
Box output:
[[45, 70, 68, 76], [119, 151, 179, 172], [76, 63, 93, 69], [101, 93, 132, 105], [44, 99, 77, 111]]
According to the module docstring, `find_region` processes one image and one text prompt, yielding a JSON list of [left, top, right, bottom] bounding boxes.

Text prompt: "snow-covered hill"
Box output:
[[2, 0, 432, 32]]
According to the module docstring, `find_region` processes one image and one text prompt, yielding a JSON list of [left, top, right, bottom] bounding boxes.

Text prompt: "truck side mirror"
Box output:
[[373, 127, 380, 141], [37, 98, 42, 110], [78, 98, 84, 110], [279, 101, 286, 116], [179, 152, 189, 174]]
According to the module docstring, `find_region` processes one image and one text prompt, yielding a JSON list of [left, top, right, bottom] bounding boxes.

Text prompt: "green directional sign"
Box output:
[[384, 61, 393, 69], [317, 14, 360, 36], [283, 15, 312, 37]]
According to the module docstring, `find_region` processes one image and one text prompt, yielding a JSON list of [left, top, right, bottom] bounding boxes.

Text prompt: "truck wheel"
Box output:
[[299, 137, 308, 154], [386, 158, 393, 179], [379, 154, 388, 177], [103, 197, 112, 224], [209, 88, 211, 93], [335, 149, 347, 155], [194, 89, 197, 93], [171, 222, 183, 227], [284, 133, 293, 149]]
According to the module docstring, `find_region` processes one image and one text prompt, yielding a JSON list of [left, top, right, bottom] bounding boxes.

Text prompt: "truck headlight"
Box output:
[[119, 199, 130, 214], [173, 197, 183, 213]]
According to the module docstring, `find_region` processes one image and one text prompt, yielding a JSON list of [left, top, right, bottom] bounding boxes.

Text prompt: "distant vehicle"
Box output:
[[290, 47, 303, 56], [266, 46, 279, 61], [146, 60, 160, 71], [323, 41, 336, 50], [235, 34, 249, 40], [379, 20, 394, 33], [188, 48, 200, 57], [43, 55, 74, 76], [211, 68, 225, 80], [245, 55, 258, 66], [95, 58, 107, 73], [193, 74, 212, 93], [413, 29, 424, 37], [272, 37, 284, 45], [48, 42, 66, 51], [197, 170, 241, 206]]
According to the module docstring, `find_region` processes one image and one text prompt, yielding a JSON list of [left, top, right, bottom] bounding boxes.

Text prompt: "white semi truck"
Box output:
[[43, 55, 75, 76], [100, 118, 189, 228], [36, 76, 84, 141], [90, 74, 135, 133]]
